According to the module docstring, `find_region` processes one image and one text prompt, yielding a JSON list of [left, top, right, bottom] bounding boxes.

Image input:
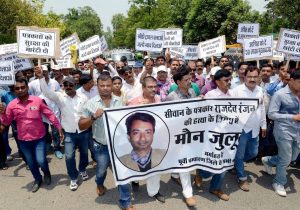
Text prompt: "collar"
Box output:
[[16, 95, 33, 104]]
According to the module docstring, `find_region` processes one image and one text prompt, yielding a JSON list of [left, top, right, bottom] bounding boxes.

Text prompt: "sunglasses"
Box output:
[[14, 86, 26, 91]]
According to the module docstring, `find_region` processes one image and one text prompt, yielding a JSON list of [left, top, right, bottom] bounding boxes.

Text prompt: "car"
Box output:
[[111, 49, 135, 66]]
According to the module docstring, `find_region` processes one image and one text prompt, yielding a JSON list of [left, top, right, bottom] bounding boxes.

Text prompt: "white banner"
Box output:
[[237, 23, 260, 43], [243, 35, 273, 61], [104, 98, 258, 185], [161, 28, 183, 48], [198, 36, 226, 58], [135, 29, 164, 52], [100, 36, 108, 52], [183, 45, 198, 60], [0, 61, 15, 86], [0, 43, 18, 55], [78, 35, 102, 61], [0, 53, 33, 71], [276, 28, 300, 55], [60, 33, 80, 57], [272, 40, 284, 61], [56, 55, 73, 69], [170, 47, 185, 59], [285, 54, 300, 61], [17, 26, 60, 58]]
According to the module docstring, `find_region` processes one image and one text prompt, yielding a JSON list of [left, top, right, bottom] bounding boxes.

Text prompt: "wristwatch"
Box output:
[[91, 115, 97, 121]]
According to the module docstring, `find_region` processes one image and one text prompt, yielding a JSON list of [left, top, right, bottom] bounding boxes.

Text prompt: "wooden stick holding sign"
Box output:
[[211, 56, 215, 66], [38, 59, 41, 66], [285, 54, 291, 70], [296, 61, 299, 69], [256, 60, 260, 69]]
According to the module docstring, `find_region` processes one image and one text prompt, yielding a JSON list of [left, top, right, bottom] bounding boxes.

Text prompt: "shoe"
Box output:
[[26, 165, 30, 170], [124, 205, 136, 210], [54, 150, 63, 159], [79, 171, 89, 181], [131, 181, 139, 192], [238, 180, 249, 192], [7, 155, 13, 161], [261, 156, 273, 175], [171, 176, 181, 186], [70, 180, 78, 191], [0, 163, 8, 170], [152, 192, 165, 203], [209, 190, 230, 201], [44, 173, 52, 185], [31, 180, 42, 193], [91, 161, 97, 168], [96, 185, 107, 196], [185, 196, 196, 207], [194, 174, 202, 188], [290, 161, 298, 168], [272, 183, 287, 197]]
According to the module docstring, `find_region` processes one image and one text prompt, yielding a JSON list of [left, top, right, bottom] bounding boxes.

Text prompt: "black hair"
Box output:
[[79, 74, 92, 85], [238, 62, 249, 70], [143, 57, 154, 65], [205, 56, 217, 67], [244, 66, 260, 76], [173, 66, 190, 85], [156, 55, 166, 61], [15, 77, 28, 86], [223, 63, 234, 69], [214, 69, 232, 81], [290, 70, 300, 80], [260, 64, 273, 70], [141, 76, 157, 88], [72, 69, 82, 76], [97, 72, 112, 83], [169, 58, 180, 65], [112, 76, 123, 83], [125, 112, 156, 134], [278, 61, 287, 69]]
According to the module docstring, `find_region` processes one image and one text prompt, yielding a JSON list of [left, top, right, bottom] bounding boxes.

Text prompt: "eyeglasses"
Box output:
[[63, 83, 74, 87], [14, 86, 26, 91], [190, 69, 196, 72]]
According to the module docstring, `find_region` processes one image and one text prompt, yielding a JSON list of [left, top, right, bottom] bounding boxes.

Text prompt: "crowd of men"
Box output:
[[0, 53, 300, 210]]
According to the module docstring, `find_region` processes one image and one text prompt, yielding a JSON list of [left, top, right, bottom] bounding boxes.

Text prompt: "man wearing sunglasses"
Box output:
[[0, 77, 63, 193], [34, 67, 90, 191]]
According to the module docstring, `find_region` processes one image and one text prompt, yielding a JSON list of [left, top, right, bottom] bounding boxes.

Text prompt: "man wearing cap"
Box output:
[[93, 57, 118, 83], [200, 66, 221, 96], [132, 61, 143, 79], [29, 65, 63, 159], [34, 67, 90, 191], [156, 65, 172, 102], [51, 65, 64, 85]]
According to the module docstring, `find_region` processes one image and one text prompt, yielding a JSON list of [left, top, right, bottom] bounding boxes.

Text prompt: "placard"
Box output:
[[0, 43, 18, 55], [56, 55, 74, 69], [104, 98, 258, 185], [198, 36, 226, 58], [100, 36, 108, 52], [170, 47, 185, 59], [161, 28, 183, 48], [183, 45, 198, 60], [17, 26, 61, 58], [78, 35, 102, 61], [60, 33, 80, 57], [135, 29, 164, 52], [243, 36, 273, 61], [237, 23, 260, 43], [0, 53, 33, 71], [276, 28, 300, 55], [0, 61, 15, 86], [272, 40, 284, 61]]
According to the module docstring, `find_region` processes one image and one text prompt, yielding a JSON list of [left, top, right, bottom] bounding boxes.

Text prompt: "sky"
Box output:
[[43, 0, 268, 31]]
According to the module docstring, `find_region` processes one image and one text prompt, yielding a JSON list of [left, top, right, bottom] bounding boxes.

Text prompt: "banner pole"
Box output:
[[285, 54, 291, 70], [256, 60, 260, 69], [296, 61, 299, 69]]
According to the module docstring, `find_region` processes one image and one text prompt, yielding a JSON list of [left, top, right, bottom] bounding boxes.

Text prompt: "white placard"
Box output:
[[183, 45, 198, 60], [198, 35, 226, 58], [161, 28, 183, 48], [135, 29, 164, 52], [60, 33, 80, 57], [170, 47, 185, 59], [272, 40, 284, 61], [100, 36, 108, 52], [237, 23, 260, 43], [0, 61, 15, 86], [0, 43, 18, 55], [276, 28, 300, 56], [17, 26, 60, 58], [56, 55, 73, 69], [0, 53, 33, 71], [104, 98, 258, 185], [285, 54, 300, 61], [78, 35, 102, 61], [243, 35, 273, 61]]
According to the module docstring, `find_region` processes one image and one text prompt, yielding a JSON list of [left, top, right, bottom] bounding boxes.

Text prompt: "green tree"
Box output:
[[63, 6, 103, 41]]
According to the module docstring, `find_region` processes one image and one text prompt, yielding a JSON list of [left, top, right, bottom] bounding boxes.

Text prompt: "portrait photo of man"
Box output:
[[119, 112, 167, 172]]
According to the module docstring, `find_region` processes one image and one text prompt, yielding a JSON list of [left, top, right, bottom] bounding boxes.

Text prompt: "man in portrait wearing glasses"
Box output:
[[232, 66, 267, 192], [0, 77, 63, 193], [34, 67, 90, 191]]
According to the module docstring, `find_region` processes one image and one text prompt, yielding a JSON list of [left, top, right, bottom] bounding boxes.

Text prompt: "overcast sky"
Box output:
[[43, 0, 268, 31]]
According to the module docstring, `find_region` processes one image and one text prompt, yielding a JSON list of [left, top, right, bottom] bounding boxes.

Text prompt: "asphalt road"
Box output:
[[1, 139, 300, 210]]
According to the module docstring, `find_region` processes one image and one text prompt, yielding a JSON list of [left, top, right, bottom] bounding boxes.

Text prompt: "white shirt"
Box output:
[[76, 86, 98, 99], [121, 79, 142, 101], [233, 84, 267, 137], [205, 87, 233, 98], [39, 78, 88, 133]]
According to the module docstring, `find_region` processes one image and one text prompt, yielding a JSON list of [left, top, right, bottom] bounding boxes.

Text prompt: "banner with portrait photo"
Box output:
[[103, 98, 258, 185]]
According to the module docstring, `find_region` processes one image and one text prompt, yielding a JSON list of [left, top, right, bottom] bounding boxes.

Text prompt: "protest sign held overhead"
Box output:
[[55, 55, 73, 69], [272, 40, 284, 61], [237, 23, 260, 43], [17, 26, 61, 59], [104, 98, 258, 185], [135, 29, 164, 52], [0, 43, 18, 55], [243, 35, 273, 61], [169, 47, 185, 59], [276, 28, 300, 56], [182, 45, 198, 60], [0, 53, 33, 71], [78, 35, 102, 61], [161, 28, 183, 48], [100, 36, 108, 52], [0, 61, 15, 86], [198, 35, 226, 59], [60, 33, 80, 57]]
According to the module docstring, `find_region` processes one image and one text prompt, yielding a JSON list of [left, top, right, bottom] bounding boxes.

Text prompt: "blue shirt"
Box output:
[[268, 85, 300, 140], [266, 79, 284, 96], [0, 90, 17, 105]]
